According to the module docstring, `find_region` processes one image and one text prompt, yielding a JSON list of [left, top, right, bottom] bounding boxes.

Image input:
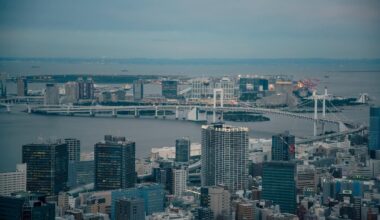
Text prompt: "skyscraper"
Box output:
[[64, 138, 80, 162], [17, 77, 28, 96], [44, 83, 59, 105], [162, 80, 178, 99], [77, 77, 94, 100], [95, 135, 136, 190], [271, 131, 295, 161], [369, 106, 380, 157], [201, 123, 248, 192], [200, 186, 231, 219], [133, 80, 144, 101], [115, 197, 145, 220], [172, 166, 187, 197], [22, 142, 68, 196], [262, 161, 297, 214], [175, 137, 191, 163], [64, 81, 79, 104], [0, 74, 6, 98]]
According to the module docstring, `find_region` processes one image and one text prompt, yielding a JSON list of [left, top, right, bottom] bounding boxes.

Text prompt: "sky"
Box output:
[[0, 0, 379, 59]]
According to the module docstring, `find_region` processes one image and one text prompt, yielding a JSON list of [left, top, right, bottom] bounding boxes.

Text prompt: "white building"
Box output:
[[0, 164, 26, 196], [190, 77, 236, 100], [172, 167, 188, 197]]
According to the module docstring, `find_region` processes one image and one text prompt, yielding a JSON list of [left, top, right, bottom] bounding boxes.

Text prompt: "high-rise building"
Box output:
[[115, 197, 145, 220], [133, 80, 144, 101], [0, 164, 26, 196], [200, 186, 231, 219], [262, 161, 297, 214], [44, 83, 60, 105], [0, 192, 55, 220], [22, 142, 68, 196], [111, 183, 165, 216], [369, 106, 380, 157], [162, 80, 178, 99], [201, 123, 248, 192], [0, 74, 6, 98], [172, 167, 187, 197], [64, 81, 79, 103], [175, 137, 191, 163], [239, 77, 269, 100], [297, 165, 316, 193], [271, 131, 295, 161], [17, 77, 28, 96], [196, 207, 213, 220], [75, 160, 95, 186], [236, 201, 254, 220], [64, 138, 80, 162], [78, 77, 94, 100], [95, 135, 136, 190]]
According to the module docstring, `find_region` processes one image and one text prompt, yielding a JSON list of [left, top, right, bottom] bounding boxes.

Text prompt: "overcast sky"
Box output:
[[0, 0, 379, 59]]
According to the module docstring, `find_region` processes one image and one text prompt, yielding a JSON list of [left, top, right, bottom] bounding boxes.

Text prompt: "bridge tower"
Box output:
[[213, 88, 224, 123]]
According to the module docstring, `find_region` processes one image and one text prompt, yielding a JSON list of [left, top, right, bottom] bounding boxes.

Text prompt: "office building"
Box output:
[[111, 183, 165, 216], [64, 81, 79, 103], [262, 161, 297, 214], [115, 197, 145, 220], [78, 77, 94, 100], [215, 77, 236, 100], [201, 123, 249, 192], [17, 77, 28, 96], [196, 207, 213, 220], [297, 165, 316, 193], [95, 135, 136, 190], [133, 80, 144, 101], [369, 106, 380, 157], [236, 201, 254, 220], [0, 74, 6, 98], [175, 137, 191, 163], [239, 77, 269, 100], [75, 160, 95, 186], [172, 167, 187, 197], [200, 186, 231, 219], [162, 80, 178, 99], [44, 83, 60, 105], [190, 77, 236, 100], [0, 164, 26, 196], [271, 131, 295, 161], [22, 142, 68, 196], [64, 138, 80, 162], [0, 192, 55, 220]]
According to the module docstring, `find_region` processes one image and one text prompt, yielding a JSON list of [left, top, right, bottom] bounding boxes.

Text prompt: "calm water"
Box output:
[[0, 60, 379, 172]]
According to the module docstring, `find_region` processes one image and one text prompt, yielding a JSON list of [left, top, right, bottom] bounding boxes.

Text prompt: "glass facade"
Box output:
[[262, 161, 297, 214], [271, 131, 295, 161], [369, 106, 380, 151], [162, 80, 178, 99], [22, 143, 68, 196], [175, 138, 191, 163]]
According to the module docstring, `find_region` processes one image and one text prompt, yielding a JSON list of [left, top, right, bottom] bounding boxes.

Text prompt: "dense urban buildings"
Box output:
[[200, 186, 231, 219], [262, 161, 297, 214], [22, 142, 68, 196], [271, 131, 295, 161], [94, 135, 136, 190], [0, 164, 26, 196], [175, 137, 191, 163], [201, 123, 249, 192]]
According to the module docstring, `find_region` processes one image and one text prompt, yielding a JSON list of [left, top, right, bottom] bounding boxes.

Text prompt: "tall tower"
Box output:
[[369, 106, 380, 158], [22, 142, 68, 195], [271, 131, 295, 161], [175, 137, 191, 163], [17, 77, 28, 96], [64, 138, 80, 162], [44, 83, 59, 105], [95, 135, 136, 190], [133, 80, 144, 101], [262, 161, 297, 214], [201, 123, 248, 192]]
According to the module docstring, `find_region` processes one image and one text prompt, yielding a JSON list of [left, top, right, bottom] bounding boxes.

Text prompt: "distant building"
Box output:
[[369, 106, 380, 158], [0, 192, 55, 220], [115, 197, 145, 220], [190, 78, 236, 100], [133, 80, 144, 101], [271, 131, 295, 161], [111, 183, 165, 216], [239, 77, 268, 100], [172, 167, 187, 197], [0, 74, 6, 98], [64, 138, 80, 162], [196, 207, 213, 220], [78, 77, 94, 100], [44, 83, 59, 105], [0, 164, 26, 196], [200, 186, 231, 219], [22, 142, 68, 196], [236, 201, 254, 220], [95, 135, 136, 190], [17, 77, 28, 96], [175, 137, 191, 163], [297, 165, 316, 194], [201, 123, 248, 192], [262, 161, 297, 214], [162, 80, 178, 99], [64, 81, 79, 103]]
